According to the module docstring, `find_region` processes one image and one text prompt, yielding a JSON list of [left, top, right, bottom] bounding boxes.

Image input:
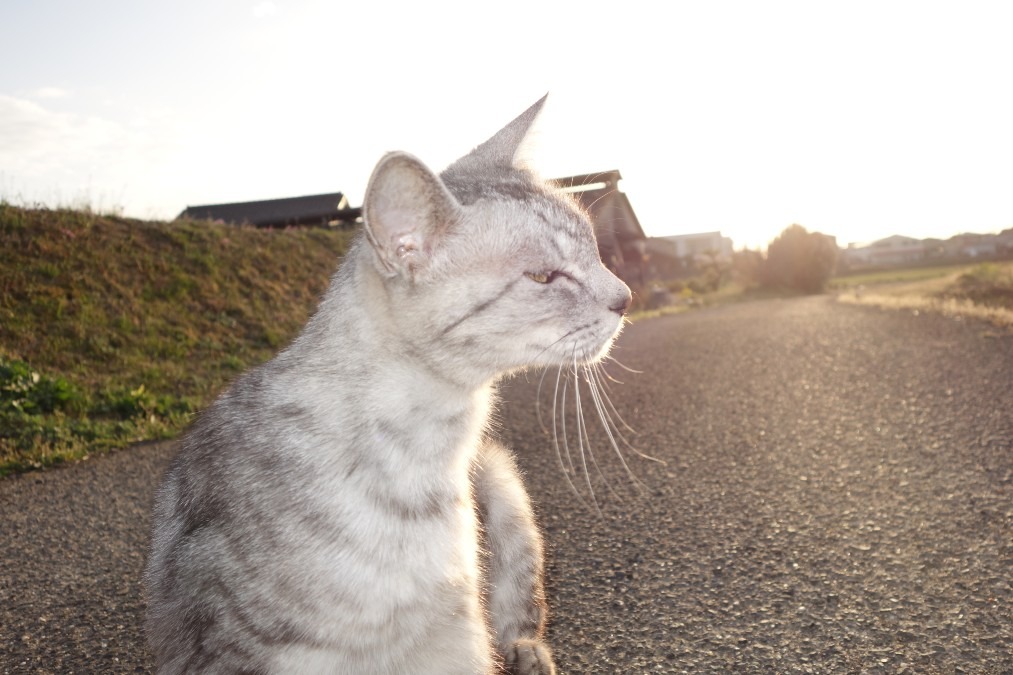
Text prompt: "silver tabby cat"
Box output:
[[144, 96, 632, 674]]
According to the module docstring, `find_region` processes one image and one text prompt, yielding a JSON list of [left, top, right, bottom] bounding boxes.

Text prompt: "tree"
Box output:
[[732, 248, 765, 286], [762, 224, 838, 293]]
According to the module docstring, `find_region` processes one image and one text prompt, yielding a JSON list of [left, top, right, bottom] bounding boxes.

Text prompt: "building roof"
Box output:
[[549, 170, 646, 242], [178, 193, 356, 228], [661, 231, 725, 242]]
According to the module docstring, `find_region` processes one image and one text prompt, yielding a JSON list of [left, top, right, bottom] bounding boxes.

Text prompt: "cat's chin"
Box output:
[[580, 336, 621, 366], [582, 316, 626, 364]]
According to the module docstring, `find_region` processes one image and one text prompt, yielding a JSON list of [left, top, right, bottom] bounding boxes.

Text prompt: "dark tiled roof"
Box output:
[[178, 193, 353, 228], [549, 170, 647, 281], [549, 170, 646, 242]]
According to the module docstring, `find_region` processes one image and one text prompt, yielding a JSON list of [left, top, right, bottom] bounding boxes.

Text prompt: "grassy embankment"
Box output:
[[4, 203, 1009, 475], [0, 204, 353, 476], [832, 262, 1013, 327]]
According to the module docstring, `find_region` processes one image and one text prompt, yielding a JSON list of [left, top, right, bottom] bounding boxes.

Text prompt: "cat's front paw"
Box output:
[[505, 639, 556, 675]]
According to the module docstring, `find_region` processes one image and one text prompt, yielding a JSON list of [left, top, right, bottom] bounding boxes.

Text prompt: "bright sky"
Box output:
[[2, 1, 1011, 250]]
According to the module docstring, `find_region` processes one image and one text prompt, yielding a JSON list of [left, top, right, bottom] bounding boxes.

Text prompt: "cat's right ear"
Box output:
[[362, 152, 461, 279]]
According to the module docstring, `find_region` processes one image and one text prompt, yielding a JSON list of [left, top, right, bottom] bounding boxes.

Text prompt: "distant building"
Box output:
[[842, 235, 927, 268], [549, 170, 648, 286], [180, 174, 651, 283], [631, 232, 736, 282], [841, 230, 1012, 270], [178, 193, 361, 228], [946, 232, 999, 259], [998, 228, 1013, 256], [655, 232, 734, 262]]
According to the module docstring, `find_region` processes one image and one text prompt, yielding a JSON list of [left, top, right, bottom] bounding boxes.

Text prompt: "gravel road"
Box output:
[[2, 296, 1011, 673]]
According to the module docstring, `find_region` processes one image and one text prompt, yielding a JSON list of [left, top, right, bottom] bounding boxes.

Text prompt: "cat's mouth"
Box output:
[[530, 314, 623, 369]]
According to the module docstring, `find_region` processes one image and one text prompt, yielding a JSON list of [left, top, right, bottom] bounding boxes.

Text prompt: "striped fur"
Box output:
[[145, 97, 631, 674]]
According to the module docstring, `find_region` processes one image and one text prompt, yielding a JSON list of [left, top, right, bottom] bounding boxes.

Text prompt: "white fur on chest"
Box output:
[[268, 479, 488, 673], [258, 370, 493, 670]]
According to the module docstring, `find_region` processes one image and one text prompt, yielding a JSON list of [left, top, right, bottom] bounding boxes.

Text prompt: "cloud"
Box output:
[[0, 96, 122, 174], [252, 1, 278, 19], [31, 87, 69, 99], [0, 95, 177, 212]]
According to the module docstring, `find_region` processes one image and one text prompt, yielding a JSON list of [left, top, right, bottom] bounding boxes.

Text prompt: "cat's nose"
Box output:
[[610, 289, 633, 316]]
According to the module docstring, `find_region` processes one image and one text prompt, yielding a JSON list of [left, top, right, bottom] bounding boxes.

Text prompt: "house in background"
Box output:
[[945, 232, 999, 259], [178, 193, 361, 228], [841, 235, 927, 268], [180, 172, 650, 285], [549, 170, 648, 286], [656, 232, 734, 262], [640, 232, 735, 281], [841, 230, 1013, 270]]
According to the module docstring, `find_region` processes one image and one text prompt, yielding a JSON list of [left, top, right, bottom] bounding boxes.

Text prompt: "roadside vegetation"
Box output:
[[0, 203, 353, 475], [632, 222, 1012, 330], [631, 224, 839, 320], [3, 204, 1008, 475], [835, 261, 1013, 327]]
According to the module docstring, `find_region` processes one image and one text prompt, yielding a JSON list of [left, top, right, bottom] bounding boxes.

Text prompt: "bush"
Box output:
[[0, 357, 194, 475], [762, 224, 838, 293], [0, 358, 84, 415]]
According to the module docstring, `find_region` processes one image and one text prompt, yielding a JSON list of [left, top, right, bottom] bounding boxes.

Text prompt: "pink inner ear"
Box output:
[[363, 152, 461, 273], [394, 234, 421, 259]]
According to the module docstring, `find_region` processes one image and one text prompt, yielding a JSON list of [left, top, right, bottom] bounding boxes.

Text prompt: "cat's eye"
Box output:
[[525, 271, 563, 284]]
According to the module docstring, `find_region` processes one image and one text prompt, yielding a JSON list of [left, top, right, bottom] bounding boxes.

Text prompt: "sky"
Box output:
[[2, 0, 1012, 250]]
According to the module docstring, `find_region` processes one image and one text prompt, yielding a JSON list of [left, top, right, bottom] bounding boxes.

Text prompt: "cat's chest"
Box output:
[[296, 487, 482, 625]]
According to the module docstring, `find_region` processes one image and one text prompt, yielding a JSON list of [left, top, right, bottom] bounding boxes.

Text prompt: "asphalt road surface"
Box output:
[[2, 296, 1011, 674]]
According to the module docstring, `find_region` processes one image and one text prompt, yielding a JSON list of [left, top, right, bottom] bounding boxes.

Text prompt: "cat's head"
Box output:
[[361, 96, 631, 383]]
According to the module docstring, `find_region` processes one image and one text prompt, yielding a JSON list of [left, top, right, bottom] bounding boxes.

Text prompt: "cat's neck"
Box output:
[[272, 238, 495, 471], [298, 237, 493, 392]]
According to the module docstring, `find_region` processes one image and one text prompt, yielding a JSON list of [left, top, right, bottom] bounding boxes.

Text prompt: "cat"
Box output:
[[144, 95, 632, 674]]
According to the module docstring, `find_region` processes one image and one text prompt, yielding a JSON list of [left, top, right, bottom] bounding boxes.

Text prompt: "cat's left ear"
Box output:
[[362, 151, 461, 278]]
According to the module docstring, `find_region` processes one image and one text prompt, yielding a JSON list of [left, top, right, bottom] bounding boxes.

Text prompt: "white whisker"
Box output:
[[590, 363, 666, 466], [596, 361, 626, 386], [553, 362, 588, 509], [605, 354, 643, 375], [535, 366, 551, 434], [592, 363, 634, 432], [578, 366, 625, 502], [572, 350, 602, 515], [583, 365, 644, 494]]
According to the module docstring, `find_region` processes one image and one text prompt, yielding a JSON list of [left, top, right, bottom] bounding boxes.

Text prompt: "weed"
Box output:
[[0, 204, 353, 474]]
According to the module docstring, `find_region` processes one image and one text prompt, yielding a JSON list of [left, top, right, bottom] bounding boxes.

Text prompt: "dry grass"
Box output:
[[1, 203, 354, 474], [836, 262, 1013, 328]]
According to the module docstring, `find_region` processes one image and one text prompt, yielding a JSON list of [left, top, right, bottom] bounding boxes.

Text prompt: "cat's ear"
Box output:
[[445, 94, 548, 173], [362, 151, 461, 278]]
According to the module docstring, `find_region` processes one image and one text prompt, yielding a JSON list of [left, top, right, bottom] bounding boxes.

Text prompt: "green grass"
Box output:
[[828, 264, 972, 290], [0, 203, 353, 475]]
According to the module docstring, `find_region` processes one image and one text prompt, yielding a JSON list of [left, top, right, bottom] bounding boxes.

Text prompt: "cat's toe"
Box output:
[[505, 639, 556, 675]]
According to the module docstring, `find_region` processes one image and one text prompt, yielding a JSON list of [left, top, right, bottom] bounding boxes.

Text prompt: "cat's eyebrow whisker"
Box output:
[[585, 187, 618, 214], [553, 361, 588, 509]]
